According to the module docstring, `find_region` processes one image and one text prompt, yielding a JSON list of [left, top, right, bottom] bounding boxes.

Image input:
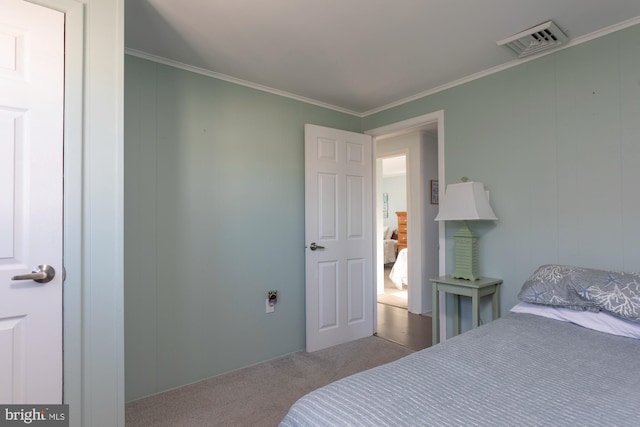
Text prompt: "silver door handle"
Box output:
[[309, 242, 325, 251], [11, 265, 56, 284]]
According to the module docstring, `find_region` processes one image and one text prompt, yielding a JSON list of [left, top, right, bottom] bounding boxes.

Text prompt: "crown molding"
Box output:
[[124, 48, 362, 117], [125, 16, 640, 119], [361, 16, 640, 117]]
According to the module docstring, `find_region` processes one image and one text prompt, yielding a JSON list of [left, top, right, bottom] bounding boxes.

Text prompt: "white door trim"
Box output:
[[365, 110, 446, 338]]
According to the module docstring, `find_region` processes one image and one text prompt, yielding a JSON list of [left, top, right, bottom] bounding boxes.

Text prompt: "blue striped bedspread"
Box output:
[[280, 313, 640, 426]]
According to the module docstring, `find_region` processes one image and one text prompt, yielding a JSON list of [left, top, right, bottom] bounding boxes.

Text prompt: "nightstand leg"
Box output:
[[492, 287, 500, 320], [472, 290, 480, 328], [452, 295, 460, 336], [432, 286, 439, 345]]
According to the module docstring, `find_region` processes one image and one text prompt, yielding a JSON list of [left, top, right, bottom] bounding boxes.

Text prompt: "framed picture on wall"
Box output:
[[430, 180, 439, 204]]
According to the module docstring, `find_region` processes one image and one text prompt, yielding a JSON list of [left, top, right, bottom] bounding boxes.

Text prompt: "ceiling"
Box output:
[[125, 0, 640, 116]]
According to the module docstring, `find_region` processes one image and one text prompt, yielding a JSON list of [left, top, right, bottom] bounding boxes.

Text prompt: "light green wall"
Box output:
[[382, 175, 407, 229], [124, 55, 360, 400], [126, 23, 640, 399], [365, 24, 640, 332]]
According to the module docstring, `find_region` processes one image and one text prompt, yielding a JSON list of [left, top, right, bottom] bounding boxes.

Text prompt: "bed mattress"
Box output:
[[280, 313, 640, 426]]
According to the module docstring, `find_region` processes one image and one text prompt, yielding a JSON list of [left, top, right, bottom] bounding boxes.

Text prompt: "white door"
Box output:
[[305, 124, 373, 352], [0, 0, 64, 404]]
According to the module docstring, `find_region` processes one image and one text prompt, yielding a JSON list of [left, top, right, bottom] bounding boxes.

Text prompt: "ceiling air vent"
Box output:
[[497, 21, 568, 58]]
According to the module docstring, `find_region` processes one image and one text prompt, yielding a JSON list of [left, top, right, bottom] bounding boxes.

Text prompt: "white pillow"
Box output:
[[510, 302, 640, 340], [383, 226, 394, 240]]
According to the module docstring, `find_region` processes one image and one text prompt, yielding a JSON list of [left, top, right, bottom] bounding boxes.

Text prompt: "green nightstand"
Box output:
[[430, 275, 502, 345]]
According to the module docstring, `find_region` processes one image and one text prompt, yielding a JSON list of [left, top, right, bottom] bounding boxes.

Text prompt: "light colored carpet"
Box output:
[[377, 267, 408, 309], [125, 336, 414, 427]]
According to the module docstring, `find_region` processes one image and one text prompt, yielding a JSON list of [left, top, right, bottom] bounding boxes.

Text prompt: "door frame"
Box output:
[[365, 110, 446, 337]]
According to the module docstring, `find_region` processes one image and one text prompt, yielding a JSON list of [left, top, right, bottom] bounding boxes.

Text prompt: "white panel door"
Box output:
[[305, 124, 373, 352], [0, 0, 64, 403]]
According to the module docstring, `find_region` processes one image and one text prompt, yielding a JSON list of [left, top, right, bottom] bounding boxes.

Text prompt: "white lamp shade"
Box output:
[[434, 181, 498, 221]]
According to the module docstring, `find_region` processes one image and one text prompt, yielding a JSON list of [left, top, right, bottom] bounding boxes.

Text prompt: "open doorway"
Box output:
[[378, 155, 408, 309], [367, 112, 444, 349], [374, 129, 439, 313]]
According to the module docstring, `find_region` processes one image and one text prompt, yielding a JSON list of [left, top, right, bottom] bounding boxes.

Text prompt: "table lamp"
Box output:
[[434, 178, 498, 280]]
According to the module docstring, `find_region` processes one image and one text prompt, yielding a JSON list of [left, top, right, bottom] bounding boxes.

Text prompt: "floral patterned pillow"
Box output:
[[518, 264, 640, 323]]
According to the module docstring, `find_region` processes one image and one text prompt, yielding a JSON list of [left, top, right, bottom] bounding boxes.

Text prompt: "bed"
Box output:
[[389, 247, 407, 289], [280, 264, 640, 426], [383, 226, 397, 265]]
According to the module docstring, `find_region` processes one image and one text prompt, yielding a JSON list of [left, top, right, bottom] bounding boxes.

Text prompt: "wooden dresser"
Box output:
[[396, 211, 407, 253]]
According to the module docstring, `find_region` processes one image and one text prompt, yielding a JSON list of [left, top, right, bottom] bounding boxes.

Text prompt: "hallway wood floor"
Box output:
[[376, 303, 432, 351]]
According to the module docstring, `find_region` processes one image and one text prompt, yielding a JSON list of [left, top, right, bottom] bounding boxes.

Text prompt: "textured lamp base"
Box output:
[[452, 222, 480, 281]]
